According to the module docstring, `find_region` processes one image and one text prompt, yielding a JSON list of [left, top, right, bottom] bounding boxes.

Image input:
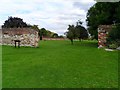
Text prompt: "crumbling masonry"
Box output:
[[98, 25, 112, 48], [0, 28, 39, 47]]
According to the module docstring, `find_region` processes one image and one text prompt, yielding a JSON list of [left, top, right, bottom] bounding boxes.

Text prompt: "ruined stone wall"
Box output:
[[0, 28, 39, 47], [98, 25, 112, 48]]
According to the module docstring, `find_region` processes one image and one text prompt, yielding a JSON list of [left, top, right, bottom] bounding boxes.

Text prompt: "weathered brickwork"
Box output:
[[98, 25, 112, 48], [0, 28, 39, 47]]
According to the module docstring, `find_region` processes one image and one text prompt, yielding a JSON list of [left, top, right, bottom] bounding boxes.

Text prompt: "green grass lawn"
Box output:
[[2, 40, 118, 88], [0, 45, 2, 89]]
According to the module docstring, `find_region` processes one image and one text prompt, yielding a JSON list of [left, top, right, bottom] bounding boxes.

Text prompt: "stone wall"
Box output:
[[0, 28, 39, 47], [98, 25, 112, 48]]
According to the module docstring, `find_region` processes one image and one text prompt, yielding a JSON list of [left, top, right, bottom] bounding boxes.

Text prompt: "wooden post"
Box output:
[[14, 40, 21, 48], [18, 41, 20, 48], [15, 41, 16, 48]]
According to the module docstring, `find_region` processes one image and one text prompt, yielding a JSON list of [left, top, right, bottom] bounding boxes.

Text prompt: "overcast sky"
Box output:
[[0, 0, 96, 35]]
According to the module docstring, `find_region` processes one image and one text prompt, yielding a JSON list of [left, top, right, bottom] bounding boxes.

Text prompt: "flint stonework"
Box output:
[[0, 28, 39, 47]]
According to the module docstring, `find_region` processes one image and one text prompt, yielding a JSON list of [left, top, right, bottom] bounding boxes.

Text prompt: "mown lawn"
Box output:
[[0, 45, 2, 89], [2, 40, 118, 88]]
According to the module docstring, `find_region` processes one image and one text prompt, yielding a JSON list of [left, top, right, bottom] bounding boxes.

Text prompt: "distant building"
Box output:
[[0, 28, 39, 47], [98, 25, 112, 48]]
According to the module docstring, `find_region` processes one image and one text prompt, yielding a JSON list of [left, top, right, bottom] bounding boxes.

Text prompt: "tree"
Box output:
[[46, 30, 54, 38], [75, 20, 88, 41], [66, 25, 76, 44], [107, 23, 120, 47], [59, 35, 64, 38], [39, 28, 47, 40], [40, 28, 47, 36], [2, 16, 29, 28], [39, 28, 58, 40], [52, 33, 59, 38], [30, 25, 39, 30], [86, 2, 120, 39], [65, 20, 88, 44]]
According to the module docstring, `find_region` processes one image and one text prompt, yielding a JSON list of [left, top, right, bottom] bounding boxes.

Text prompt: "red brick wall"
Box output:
[[98, 25, 112, 48]]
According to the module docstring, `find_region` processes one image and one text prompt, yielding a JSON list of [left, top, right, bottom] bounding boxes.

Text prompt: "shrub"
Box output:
[[108, 42, 118, 49], [107, 23, 120, 48]]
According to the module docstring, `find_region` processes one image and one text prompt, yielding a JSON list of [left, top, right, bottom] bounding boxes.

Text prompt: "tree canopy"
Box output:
[[2, 16, 29, 28], [107, 23, 120, 47], [75, 21, 88, 41], [86, 2, 120, 39], [65, 20, 88, 44], [39, 28, 61, 40], [52, 33, 59, 38], [66, 25, 76, 44]]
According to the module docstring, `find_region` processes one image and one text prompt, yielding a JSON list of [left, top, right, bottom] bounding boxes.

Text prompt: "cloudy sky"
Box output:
[[0, 0, 96, 35]]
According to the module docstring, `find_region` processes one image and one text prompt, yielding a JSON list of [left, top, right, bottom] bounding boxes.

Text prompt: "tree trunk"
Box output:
[[71, 39, 73, 45], [40, 36, 42, 40], [79, 38, 81, 42]]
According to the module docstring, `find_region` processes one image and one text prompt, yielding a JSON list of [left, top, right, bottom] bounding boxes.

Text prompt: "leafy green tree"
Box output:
[[59, 35, 64, 38], [52, 33, 59, 38], [75, 20, 88, 41], [39, 28, 47, 40], [86, 2, 120, 39], [40, 28, 46, 36], [30, 25, 39, 30], [46, 30, 54, 38], [66, 25, 76, 44], [107, 23, 120, 47], [39, 28, 58, 40], [66, 20, 88, 44], [2, 16, 28, 28], [115, 4, 120, 23]]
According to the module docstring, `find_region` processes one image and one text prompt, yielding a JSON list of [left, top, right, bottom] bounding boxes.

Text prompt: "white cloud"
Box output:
[[0, 0, 96, 35]]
